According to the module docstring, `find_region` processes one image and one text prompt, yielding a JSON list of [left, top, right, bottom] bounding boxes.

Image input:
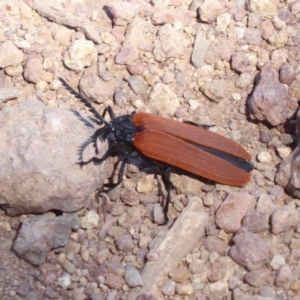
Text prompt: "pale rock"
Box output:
[[63, 39, 97, 72], [106, 2, 138, 25], [269, 254, 285, 270], [247, 0, 277, 19], [148, 82, 180, 115], [0, 40, 24, 68], [199, 0, 224, 23], [81, 210, 99, 229], [216, 192, 256, 233], [257, 151, 273, 163]]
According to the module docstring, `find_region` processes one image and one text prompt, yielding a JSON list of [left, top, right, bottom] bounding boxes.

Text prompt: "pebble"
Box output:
[[271, 205, 300, 234], [148, 82, 180, 114], [162, 279, 176, 296], [152, 203, 165, 225], [128, 75, 149, 96], [105, 273, 126, 290], [124, 264, 143, 287], [116, 45, 139, 65], [275, 264, 292, 287], [153, 24, 185, 61], [229, 228, 270, 271], [269, 254, 285, 270], [58, 272, 71, 289], [0, 40, 24, 68], [175, 282, 194, 295], [63, 39, 97, 72], [115, 234, 135, 252], [199, 0, 224, 23], [257, 151, 272, 163], [216, 192, 256, 233], [191, 30, 211, 69], [242, 210, 269, 232], [276, 146, 292, 158], [121, 187, 140, 206], [81, 210, 99, 229], [106, 2, 138, 26], [249, 66, 297, 126], [248, 0, 277, 19]]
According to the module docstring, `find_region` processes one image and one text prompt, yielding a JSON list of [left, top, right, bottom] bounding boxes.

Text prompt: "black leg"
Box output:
[[103, 155, 128, 189], [160, 166, 173, 224], [103, 106, 116, 120]]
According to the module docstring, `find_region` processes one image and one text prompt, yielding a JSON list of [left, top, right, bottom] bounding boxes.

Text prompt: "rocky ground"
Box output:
[[0, 0, 300, 299]]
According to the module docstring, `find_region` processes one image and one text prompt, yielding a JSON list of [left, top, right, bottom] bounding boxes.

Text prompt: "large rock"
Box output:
[[0, 98, 106, 215]]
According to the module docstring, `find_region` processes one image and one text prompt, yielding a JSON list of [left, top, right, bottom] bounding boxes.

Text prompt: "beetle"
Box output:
[[60, 78, 253, 223]]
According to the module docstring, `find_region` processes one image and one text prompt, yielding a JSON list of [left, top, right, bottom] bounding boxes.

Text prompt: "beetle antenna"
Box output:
[[59, 78, 107, 125]]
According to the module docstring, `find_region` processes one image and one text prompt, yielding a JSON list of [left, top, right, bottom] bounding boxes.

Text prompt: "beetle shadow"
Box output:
[[70, 109, 103, 164]]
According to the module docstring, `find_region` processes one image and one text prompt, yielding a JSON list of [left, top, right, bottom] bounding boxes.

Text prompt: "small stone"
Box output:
[[279, 64, 296, 85], [248, 13, 262, 27], [128, 75, 149, 96], [0, 40, 24, 68], [162, 71, 175, 84], [105, 273, 126, 290], [242, 210, 269, 233], [231, 93, 241, 101], [290, 280, 300, 291], [105, 2, 138, 26], [235, 73, 255, 89], [124, 264, 143, 287], [23, 57, 43, 83], [248, 66, 297, 126], [63, 39, 97, 72], [162, 280, 176, 296], [269, 254, 285, 270], [191, 30, 211, 69], [244, 269, 273, 287], [153, 24, 185, 62], [257, 151, 272, 163], [244, 28, 261, 45], [58, 272, 71, 289], [152, 203, 165, 225], [127, 62, 145, 75], [170, 267, 191, 283], [121, 187, 139, 206], [256, 193, 276, 217], [229, 228, 270, 271], [291, 1, 300, 14], [199, 0, 224, 23], [200, 79, 232, 103], [151, 8, 191, 26], [231, 52, 252, 73], [216, 13, 231, 32], [216, 192, 256, 233], [95, 248, 110, 264], [271, 205, 300, 234], [275, 264, 292, 287], [63, 261, 76, 274], [276, 146, 292, 159], [247, 0, 277, 19], [81, 210, 99, 229], [273, 16, 286, 30], [115, 46, 139, 65], [115, 234, 134, 252], [148, 82, 180, 114], [175, 282, 194, 295]]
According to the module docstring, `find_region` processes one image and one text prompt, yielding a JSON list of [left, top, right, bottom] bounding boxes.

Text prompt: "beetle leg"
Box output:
[[160, 166, 174, 224], [103, 155, 128, 189], [103, 106, 116, 120]]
